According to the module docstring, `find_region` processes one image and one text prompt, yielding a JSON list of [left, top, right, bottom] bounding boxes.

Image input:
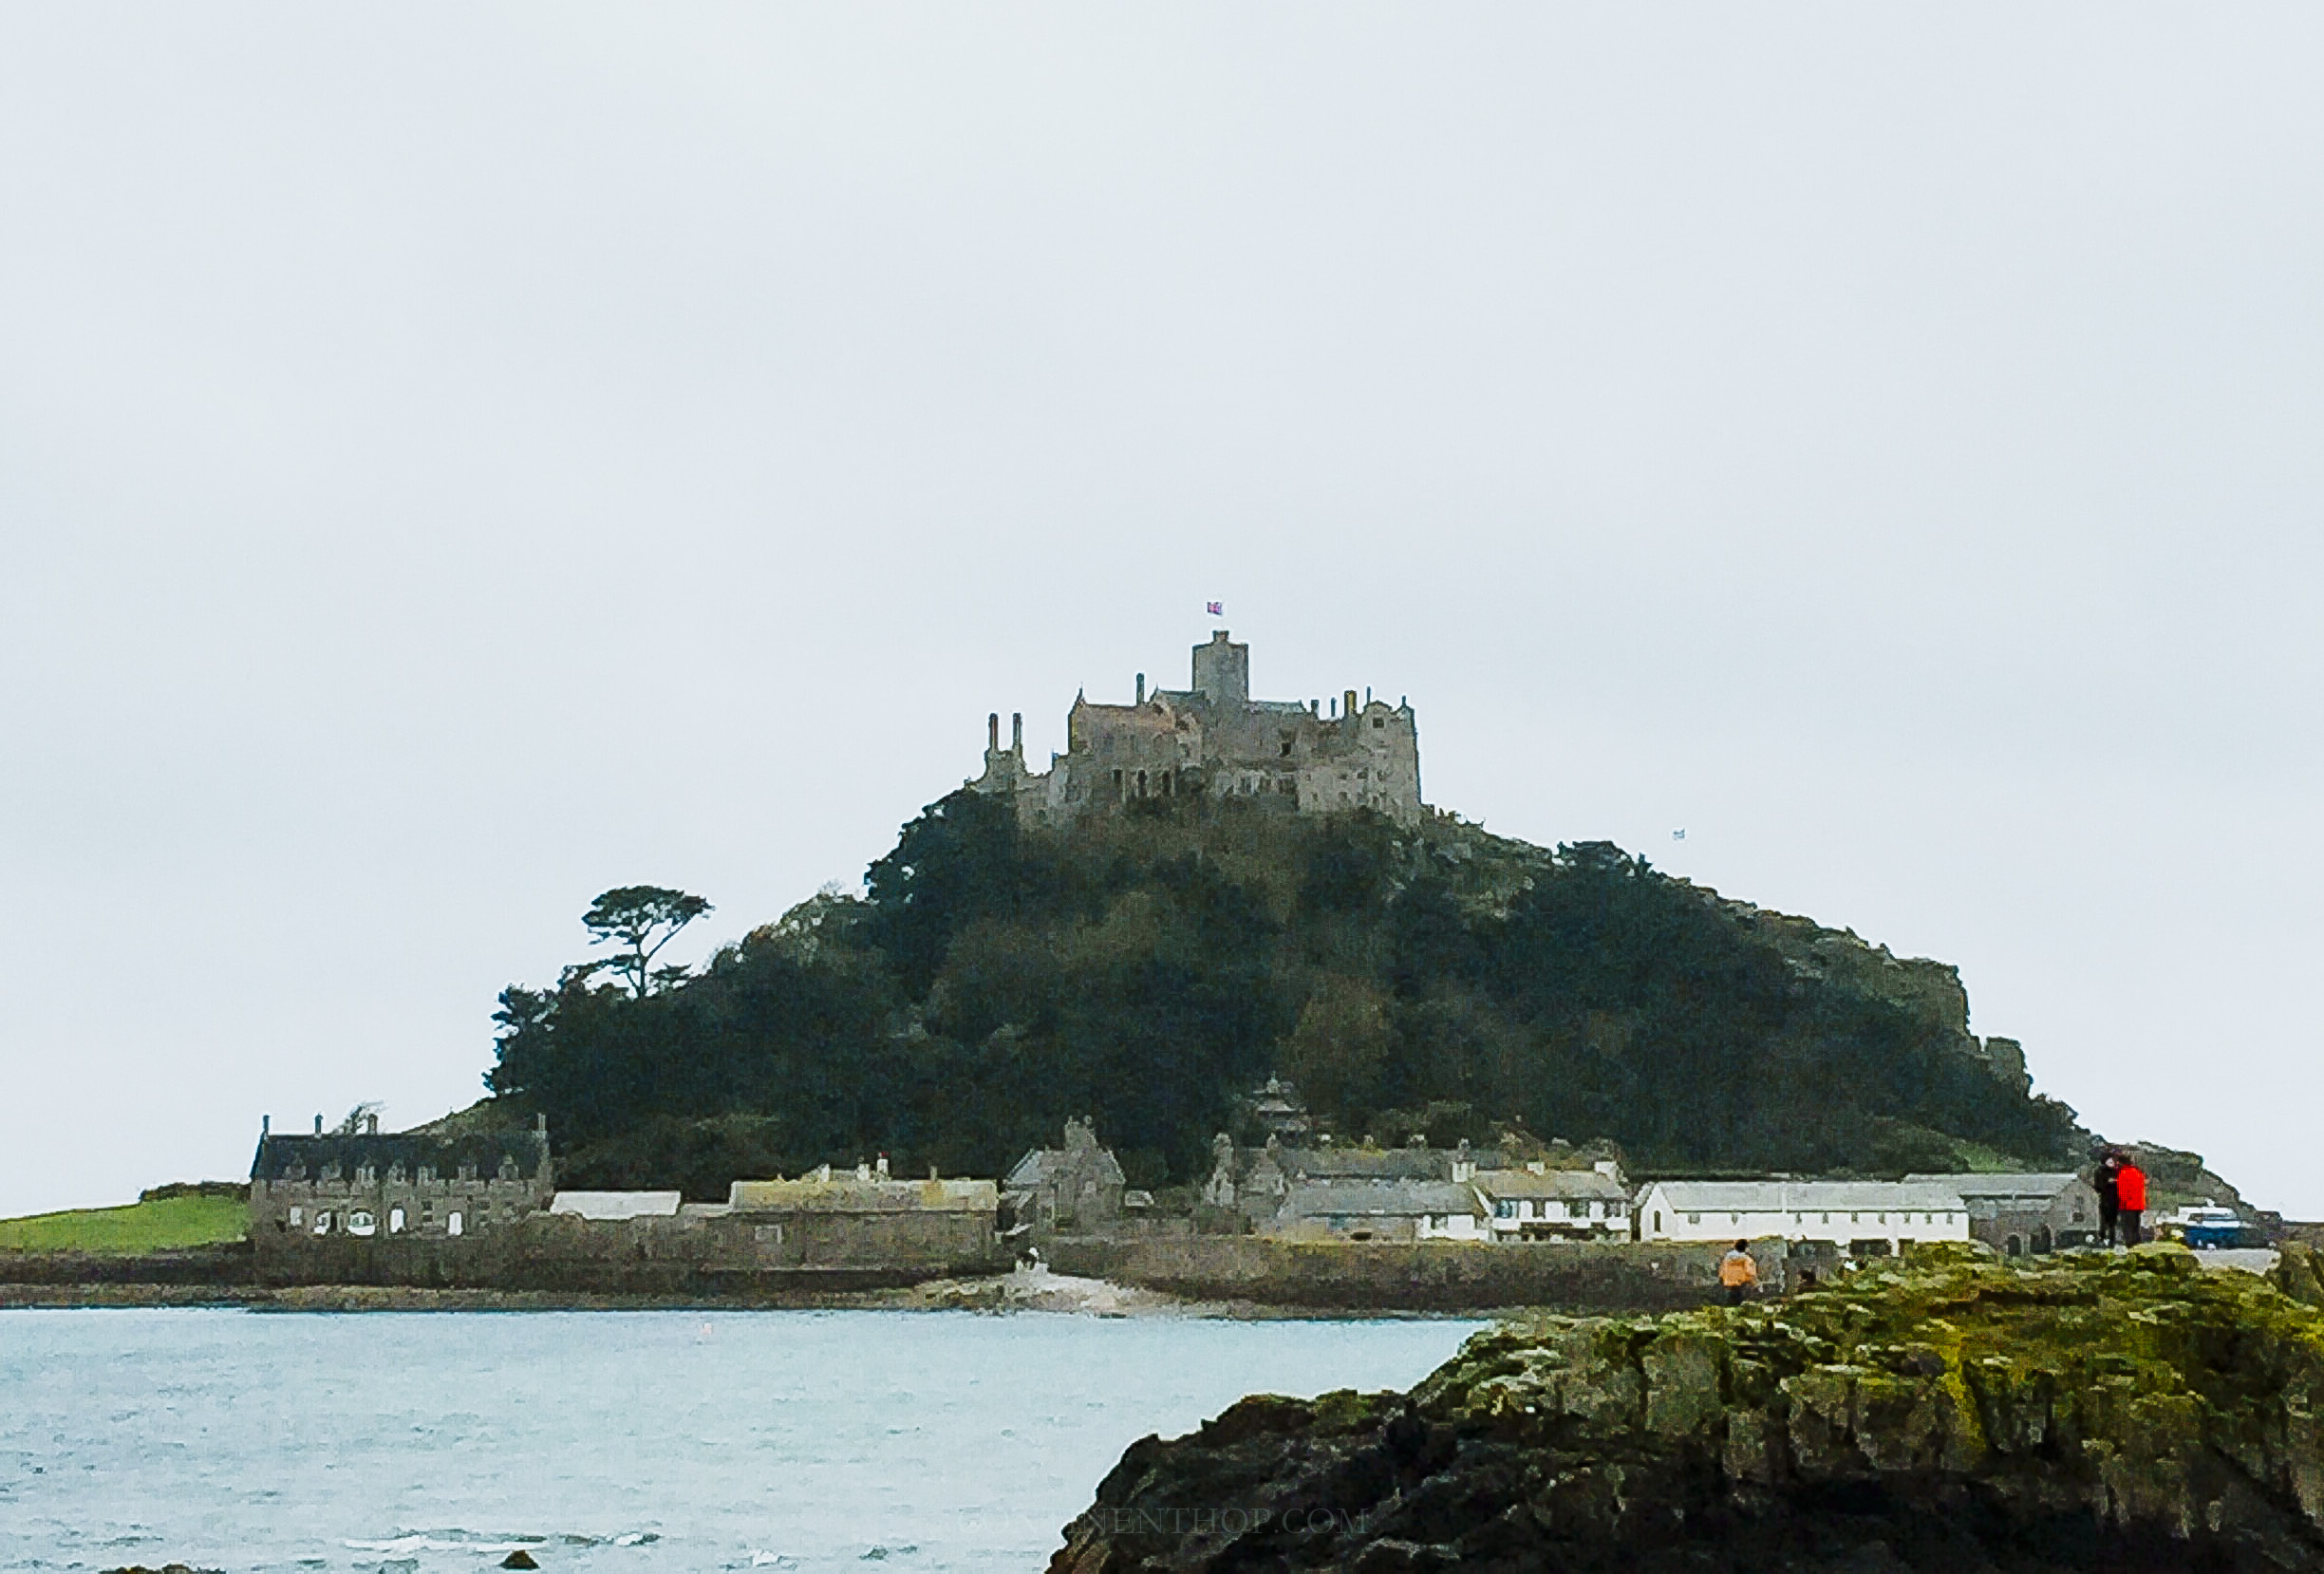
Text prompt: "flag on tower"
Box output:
[[1206, 601, 1223, 616]]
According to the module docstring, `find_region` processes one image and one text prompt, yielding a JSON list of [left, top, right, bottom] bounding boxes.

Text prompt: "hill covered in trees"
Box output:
[[483, 793, 2084, 1198]]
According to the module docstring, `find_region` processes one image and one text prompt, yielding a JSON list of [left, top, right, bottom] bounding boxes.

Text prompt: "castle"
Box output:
[[968, 631, 1423, 828]]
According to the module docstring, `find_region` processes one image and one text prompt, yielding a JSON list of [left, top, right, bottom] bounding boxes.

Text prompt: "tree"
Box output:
[[582, 886, 712, 997]]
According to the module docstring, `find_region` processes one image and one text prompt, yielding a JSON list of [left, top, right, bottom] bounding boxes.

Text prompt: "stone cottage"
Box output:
[[727, 1164, 1001, 1270], [247, 1112, 554, 1261], [1906, 1171, 2100, 1256], [1004, 1119, 1128, 1235]]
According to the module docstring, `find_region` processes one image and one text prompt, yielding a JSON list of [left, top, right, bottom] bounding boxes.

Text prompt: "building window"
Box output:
[[289, 1207, 304, 1228], [312, 1211, 333, 1235], [1567, 1201, 1588, 1218], [1373, 717, 1384, 728], [1687, 1212, 1700, 1225], [447, 1210, 464, 1237], [1428, 1215, 1447, 1230], [388, 1208, 405, 1234], [1654, 1210, 1663, 1230], [348, 1210, 377, 1237], [1495, 1201, 1515, 1219]]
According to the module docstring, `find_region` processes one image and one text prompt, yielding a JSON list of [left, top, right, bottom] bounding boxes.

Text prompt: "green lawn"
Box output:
[[0, 1193, 248, 1253]]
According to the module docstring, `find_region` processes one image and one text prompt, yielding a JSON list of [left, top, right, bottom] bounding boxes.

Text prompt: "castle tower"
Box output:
[[1190, 630, 1249, 705]]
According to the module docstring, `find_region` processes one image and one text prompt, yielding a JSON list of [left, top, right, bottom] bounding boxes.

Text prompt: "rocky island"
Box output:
[[1050, 1245, 2324, 1573]]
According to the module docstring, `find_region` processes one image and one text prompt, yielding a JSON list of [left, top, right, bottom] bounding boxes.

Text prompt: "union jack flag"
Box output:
[[1207, 601, 1223, 615]]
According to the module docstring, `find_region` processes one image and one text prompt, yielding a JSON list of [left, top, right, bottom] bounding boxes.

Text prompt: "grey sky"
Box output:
[[2, 8, 2317, 1219]]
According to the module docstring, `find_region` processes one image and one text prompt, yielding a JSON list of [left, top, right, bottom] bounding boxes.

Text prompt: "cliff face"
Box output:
[[1050, 1246, 2324, 1574]]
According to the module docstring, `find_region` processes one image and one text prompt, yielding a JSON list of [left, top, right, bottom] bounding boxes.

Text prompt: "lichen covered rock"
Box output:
[[1048, 1245, 2324, 1572]]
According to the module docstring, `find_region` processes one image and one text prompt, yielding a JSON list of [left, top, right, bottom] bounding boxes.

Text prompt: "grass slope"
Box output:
[[0, 1193, 248, 1253]]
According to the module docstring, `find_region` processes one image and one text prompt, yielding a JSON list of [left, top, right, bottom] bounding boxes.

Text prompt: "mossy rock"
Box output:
[[1051, 1251, 2324, 1573]]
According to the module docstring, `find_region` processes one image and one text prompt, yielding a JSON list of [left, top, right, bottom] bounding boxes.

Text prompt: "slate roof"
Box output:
[[1282, 1180, 1483, 1219], [1472, 1168, 1629, 1203], [1641, 1179, 1969, 1213], [550, 1190, 683, 1220], [1904, 1172, 2089, 1202], [251, 1130, 550, 1184], [1005, 1146, 1127, 1190], [1270, 1147, 1507, 1183]]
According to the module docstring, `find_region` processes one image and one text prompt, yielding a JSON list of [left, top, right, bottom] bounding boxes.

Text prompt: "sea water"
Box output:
[[0, 1309, 1482, 1574]]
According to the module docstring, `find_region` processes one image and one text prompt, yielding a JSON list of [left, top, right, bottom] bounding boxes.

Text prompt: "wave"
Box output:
[[347, 1529, 660, 1554]]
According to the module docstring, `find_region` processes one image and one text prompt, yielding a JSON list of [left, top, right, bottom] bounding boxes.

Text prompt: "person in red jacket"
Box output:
[[2114, 1158, 2147, 1247]]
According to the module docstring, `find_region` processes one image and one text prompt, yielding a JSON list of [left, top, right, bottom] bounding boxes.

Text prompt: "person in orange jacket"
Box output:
[[2114, 1159, 2147, 1247], [1718, 1240, 1759, 1305]]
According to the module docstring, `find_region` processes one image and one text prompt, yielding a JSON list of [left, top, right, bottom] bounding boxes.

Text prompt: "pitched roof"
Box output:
[[1005, 1145, 1127, 1190], [1640, 1179, 1969, 1212], [1472, 1168, 1628, 1202], [1282, 1180, 1483, 1219], [550, 1190, 683, 1220], [1903, 1172, 2090, 1201], [1271, 1147, 1506, 1182], [251, 1130, 550, 1184], [728, 1177, 999, 1214]]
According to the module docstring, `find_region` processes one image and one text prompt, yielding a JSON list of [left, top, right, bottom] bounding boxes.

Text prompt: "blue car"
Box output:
[[2177, 1207, 2248, 1249]]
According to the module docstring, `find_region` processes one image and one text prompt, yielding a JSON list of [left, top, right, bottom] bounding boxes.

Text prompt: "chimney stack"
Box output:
[[261, 1115, 271, 1137], [1344, 689, 1359, 721], [1011, 712, 1022, 753], [1135, 673, 1146, 704], [365, 1112, 379, 1135], [987, 712, 1000, 754], [313, 1114, 323, 1135], [875, 1153, 890, 1179]]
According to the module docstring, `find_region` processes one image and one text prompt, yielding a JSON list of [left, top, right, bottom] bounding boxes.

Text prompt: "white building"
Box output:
[[1473, 1162, 1630, 1241], [1633, 1179, 1970, 1255], [549, 1190, 683, 1220]]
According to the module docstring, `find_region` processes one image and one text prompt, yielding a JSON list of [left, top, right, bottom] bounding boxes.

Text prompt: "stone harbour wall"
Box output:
[[1042, 1235, 1787, 1312]]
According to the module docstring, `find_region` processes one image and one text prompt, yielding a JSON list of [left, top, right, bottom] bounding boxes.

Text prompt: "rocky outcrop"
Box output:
[[1049, 1246, 2324, 1573]]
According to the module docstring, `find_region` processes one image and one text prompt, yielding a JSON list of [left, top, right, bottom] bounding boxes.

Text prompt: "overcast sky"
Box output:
[[2, 7, 2317, 1220]]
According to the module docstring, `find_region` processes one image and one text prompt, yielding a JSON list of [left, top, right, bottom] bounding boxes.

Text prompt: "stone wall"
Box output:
[[1042, 1235, 1787, 1312], [250, 1208, 1003, 1290]]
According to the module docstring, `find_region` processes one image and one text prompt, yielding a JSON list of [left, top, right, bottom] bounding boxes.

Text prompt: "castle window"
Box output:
[[312, 1211, 333, 1235], [1373, 717, 1384, 729], [1136, 770, 1147, 796], [1111, 769, 1122, 792], [289, 1207, 304, 1228], [348, 1210, 377, 1237], [1280, 738, 1293, 757], [447, 1210, 464, 1237]]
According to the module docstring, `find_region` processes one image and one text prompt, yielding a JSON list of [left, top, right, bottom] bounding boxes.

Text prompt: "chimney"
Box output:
[[365, 1112, 379, 1135], [987, 712, 1000, 754], [928, 1163, 939, 1181], [1010, 712, 1022, 753], [875, 1154, 890, 1179], [313, 1114, 323, 1135], [856, 1159, 872, 1181], [261, 1115, 271, 1137], [1343, 689, 1359, 722], [535, 1112, 548, 1135], [1135, 673, 1146, 704]]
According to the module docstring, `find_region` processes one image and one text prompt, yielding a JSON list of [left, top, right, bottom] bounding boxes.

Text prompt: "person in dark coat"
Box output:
[[2094, 1152, 2123, 1246]]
